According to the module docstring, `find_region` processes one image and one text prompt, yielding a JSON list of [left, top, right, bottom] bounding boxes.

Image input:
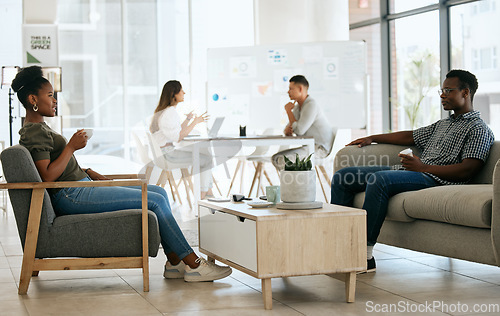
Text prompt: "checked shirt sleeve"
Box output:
[[413, 121, 438, 150], [460, 123, 494, 162]]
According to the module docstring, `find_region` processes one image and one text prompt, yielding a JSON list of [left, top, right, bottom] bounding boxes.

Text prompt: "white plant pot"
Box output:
[[280, 170, 316, 203]]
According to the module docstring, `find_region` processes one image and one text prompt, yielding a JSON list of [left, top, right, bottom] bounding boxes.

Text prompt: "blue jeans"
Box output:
[[330, 166, 439, 246], [51, 177, 193, 259]]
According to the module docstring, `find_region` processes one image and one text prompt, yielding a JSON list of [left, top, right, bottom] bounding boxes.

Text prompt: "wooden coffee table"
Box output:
[[198, 200, 366, 310]]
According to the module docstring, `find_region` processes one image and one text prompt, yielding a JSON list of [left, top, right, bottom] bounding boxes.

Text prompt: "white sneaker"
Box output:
[[184, 257, 232, 282], [163, 261, 186, 279]]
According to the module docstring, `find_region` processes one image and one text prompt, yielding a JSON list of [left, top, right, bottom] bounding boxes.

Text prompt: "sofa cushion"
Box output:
[[402, 185, 492, 228], [353, 192, 415, 223]]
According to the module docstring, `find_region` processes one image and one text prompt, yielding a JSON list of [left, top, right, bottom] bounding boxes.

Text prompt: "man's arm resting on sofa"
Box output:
[[401, 156, 484, 183], [347, 131, 414, 148]]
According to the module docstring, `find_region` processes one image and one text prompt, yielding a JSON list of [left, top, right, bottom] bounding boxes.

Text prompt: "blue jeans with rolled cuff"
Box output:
[[51, 177, 194, 259]]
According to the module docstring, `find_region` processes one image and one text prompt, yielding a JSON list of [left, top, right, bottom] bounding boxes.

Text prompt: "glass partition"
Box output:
[[390, 11, 440, 131], [57, 0, 254, 159], [451, 0, 500, 137], [350, 24, 383, 134]]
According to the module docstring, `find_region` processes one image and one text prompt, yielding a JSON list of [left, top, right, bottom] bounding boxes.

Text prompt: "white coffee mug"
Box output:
[[82, 129, 93, 139]]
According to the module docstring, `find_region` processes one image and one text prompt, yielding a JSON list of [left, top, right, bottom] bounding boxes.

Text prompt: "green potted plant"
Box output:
[[280, 153, 316, 203]]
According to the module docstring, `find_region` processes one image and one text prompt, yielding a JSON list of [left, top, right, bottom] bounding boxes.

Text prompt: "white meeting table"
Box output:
[[180, 135, 315, 204]]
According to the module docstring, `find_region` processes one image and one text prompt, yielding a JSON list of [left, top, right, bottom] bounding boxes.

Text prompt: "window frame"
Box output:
[[350, 0, 483, 131]]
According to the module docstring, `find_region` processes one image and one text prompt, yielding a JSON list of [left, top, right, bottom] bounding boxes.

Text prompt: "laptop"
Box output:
[[208, 117, 225, 138]]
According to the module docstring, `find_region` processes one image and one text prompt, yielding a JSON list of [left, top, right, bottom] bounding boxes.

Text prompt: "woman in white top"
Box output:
[[150, 80, 214, 198]]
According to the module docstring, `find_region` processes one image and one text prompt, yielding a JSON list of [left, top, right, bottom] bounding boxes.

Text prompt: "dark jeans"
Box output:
[[330, 166, 439, 245], [51, 177, 193, 259]]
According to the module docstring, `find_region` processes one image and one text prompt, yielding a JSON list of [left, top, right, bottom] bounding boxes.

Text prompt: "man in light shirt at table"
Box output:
[[272, 75, 334, 170]]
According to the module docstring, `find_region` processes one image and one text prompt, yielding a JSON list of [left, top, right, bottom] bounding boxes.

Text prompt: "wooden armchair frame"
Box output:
[[0, 174, 150, 295]]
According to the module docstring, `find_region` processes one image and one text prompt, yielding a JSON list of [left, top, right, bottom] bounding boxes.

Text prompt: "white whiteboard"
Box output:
[[207, 41, 367, 134]]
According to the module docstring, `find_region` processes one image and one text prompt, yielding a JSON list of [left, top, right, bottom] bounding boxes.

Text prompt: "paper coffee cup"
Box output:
[[399, 148, 413, 157]]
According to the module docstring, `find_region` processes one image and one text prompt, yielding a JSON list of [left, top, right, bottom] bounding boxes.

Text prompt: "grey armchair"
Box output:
[[0, 145, 161, 294]]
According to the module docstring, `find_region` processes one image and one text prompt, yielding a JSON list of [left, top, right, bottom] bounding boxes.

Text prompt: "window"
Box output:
[[350, 0, 493, 133], [349, 0, 380, 24], [58, 0, 91, 24], [56, 0, 254, 158], [451, 0, 500, 137], [474, 0, 496, 14], [350, 24, 383, 134], [190, 0, 254, 113], [0, 0, 23, 145], [390, 11, 440, 131], [58, 0, 131, 156], [391, 0, 438, 14]]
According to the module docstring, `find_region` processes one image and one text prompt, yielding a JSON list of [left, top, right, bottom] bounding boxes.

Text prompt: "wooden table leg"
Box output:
[[261, 278, 273, 310], [207, 256, 215, 263], [345, 272, 356, 302], [19, 189, 44, 294]]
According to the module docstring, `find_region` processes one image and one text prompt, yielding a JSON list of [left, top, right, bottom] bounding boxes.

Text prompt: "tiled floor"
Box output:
[[1, 198, 500, 316]]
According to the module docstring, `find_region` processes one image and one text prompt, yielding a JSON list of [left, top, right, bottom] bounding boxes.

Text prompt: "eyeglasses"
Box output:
[[438, 88, 459, 96]]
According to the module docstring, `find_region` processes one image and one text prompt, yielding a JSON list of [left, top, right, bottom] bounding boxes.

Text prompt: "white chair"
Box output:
[[131, 132, 154, 183], [314, 127, 337, 202], [227, 128, 284, 197], [146, 132, 195, 208], [246, 143, 289, 197]]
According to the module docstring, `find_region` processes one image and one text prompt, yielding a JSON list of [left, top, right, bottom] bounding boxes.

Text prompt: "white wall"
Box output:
[[0, 0, 59, 147], [0, 0, 23, 147], [254, 0, 348, 44], [23, 0, 58, 23]]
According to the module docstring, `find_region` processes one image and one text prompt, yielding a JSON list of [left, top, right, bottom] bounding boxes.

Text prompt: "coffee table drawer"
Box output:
[[199, 206, 257, 272]]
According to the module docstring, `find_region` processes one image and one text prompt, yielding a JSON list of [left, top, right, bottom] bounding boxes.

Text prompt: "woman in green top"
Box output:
[[11, 66, 232, 282]]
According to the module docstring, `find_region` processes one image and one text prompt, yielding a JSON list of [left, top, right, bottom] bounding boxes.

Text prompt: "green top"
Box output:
[[19, 122, 88, 185]]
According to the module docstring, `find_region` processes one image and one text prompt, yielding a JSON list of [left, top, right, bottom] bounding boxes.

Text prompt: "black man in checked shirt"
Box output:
[[331, 69, 494, 272]]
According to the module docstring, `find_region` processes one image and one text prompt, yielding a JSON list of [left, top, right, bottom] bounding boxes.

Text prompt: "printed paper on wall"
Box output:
[[252, 81, 273, 97], [323, 57, 339, 79], [267, 49, 288, 65], [230, 56, 257, 78], [23, 24, 59, 67]]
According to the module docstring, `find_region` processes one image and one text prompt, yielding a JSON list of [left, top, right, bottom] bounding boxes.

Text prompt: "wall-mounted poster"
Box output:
[[22, 24, 59, 67], [323, 57, 339, 79], [273, 68, 303, 92], [252, 81, 273, 97], [267, 49, 288, 65], [230, 56, 257, 78]]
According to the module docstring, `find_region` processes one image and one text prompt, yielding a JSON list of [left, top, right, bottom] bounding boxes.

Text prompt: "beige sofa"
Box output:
[[333, 142, 500, 266]]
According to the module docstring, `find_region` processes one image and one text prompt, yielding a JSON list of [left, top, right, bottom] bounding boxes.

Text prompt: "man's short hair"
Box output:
[[446, 69, 478, 102], [289, 75, 309, 89]]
